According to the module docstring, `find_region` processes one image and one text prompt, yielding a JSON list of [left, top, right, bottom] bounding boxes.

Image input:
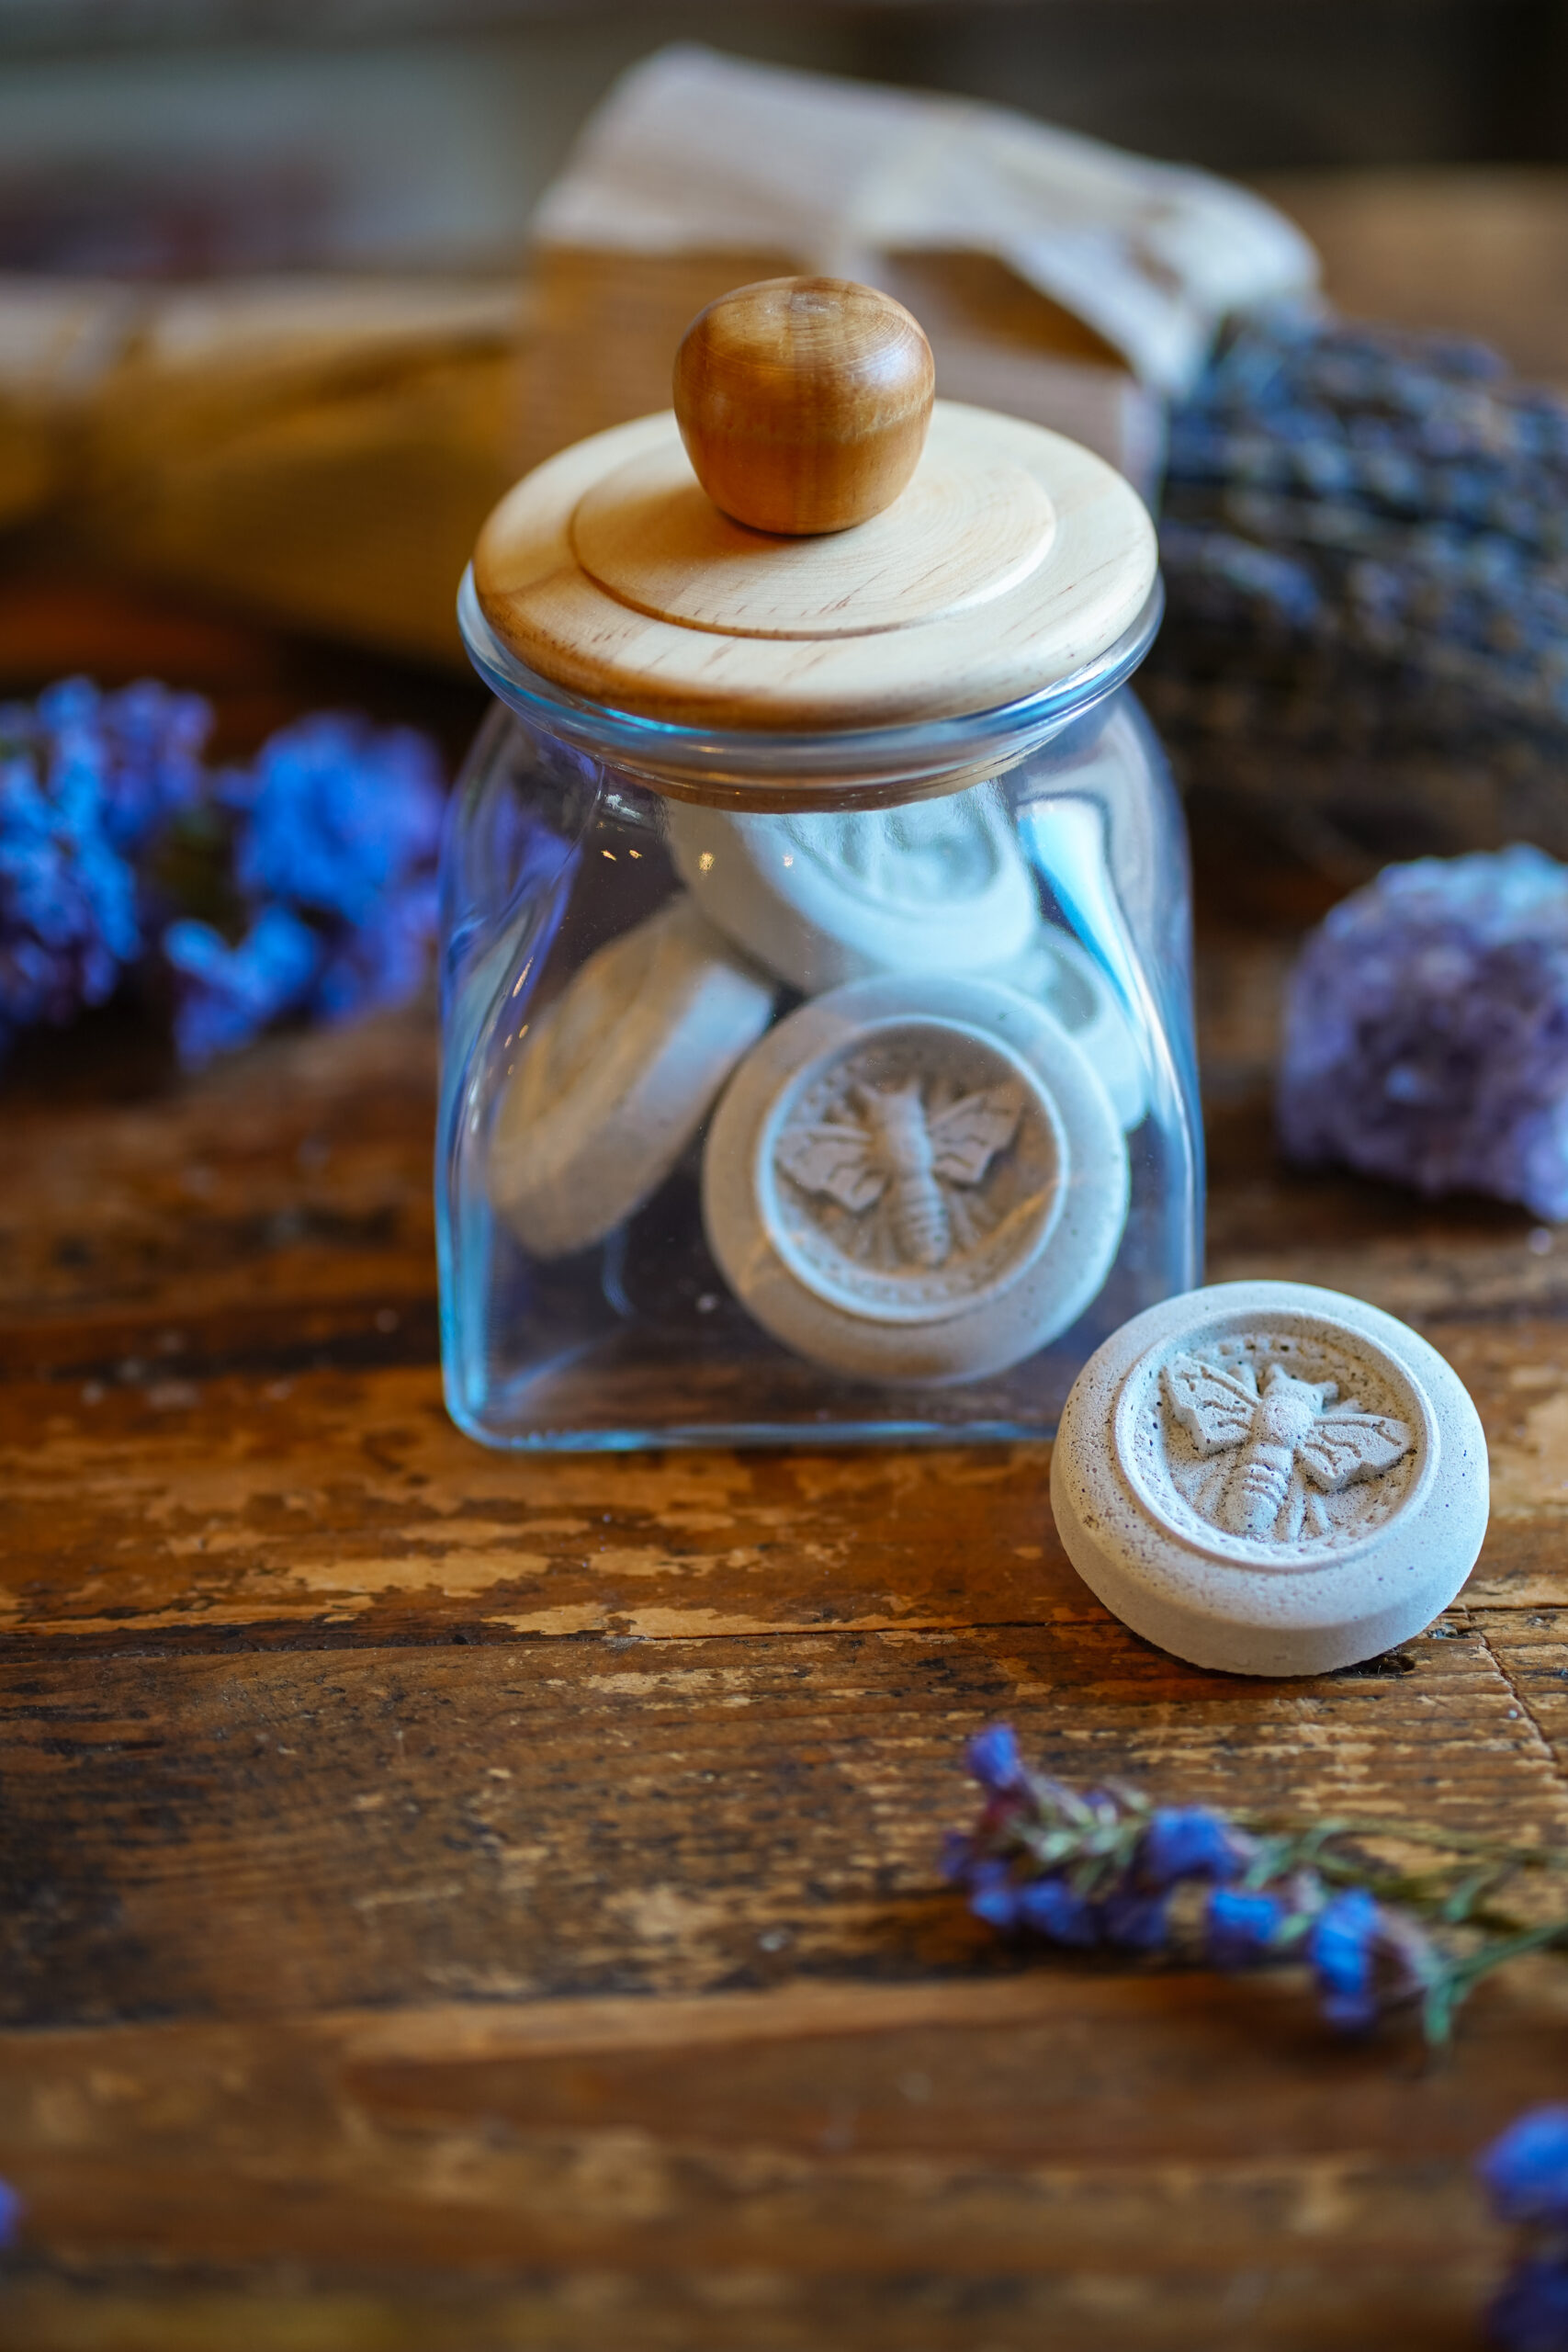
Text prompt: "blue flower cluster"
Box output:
[[947, 1724, 1438, 2034], [163, 904, 321, 1069], [0, 680, 446, 1070], [37, 675, 210, 854], [166, 713, 444, 1067], [1280, 844, 1568, 1218], [1480, 2109, 1568, 2350], [0, 678, 198, 1056]]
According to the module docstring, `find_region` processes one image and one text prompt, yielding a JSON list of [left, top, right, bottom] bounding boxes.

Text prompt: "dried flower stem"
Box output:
[[948, 1725, 1568, 2044]]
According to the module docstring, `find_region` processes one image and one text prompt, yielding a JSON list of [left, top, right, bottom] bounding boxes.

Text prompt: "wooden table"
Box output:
[[2, 723, 1566, 2352]]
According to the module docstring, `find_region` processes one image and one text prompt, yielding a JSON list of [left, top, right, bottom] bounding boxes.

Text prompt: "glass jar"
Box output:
[[437, 278, 1201, 1450]]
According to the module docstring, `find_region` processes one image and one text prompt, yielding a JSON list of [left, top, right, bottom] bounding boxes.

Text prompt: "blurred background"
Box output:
[[6, 0, 1568, 276], [5, 0, 1568, 952], [5, 1, 1568, 292]]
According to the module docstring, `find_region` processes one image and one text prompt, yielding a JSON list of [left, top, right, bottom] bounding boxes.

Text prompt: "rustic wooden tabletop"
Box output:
[[0, 626, 1564, 2352], [7, 168, 1568, 2337]]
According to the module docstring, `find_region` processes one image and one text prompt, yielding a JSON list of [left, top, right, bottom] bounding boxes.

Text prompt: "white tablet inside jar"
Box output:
[[704, 974, 1130, 1385], [667, 785, 1040, 995]]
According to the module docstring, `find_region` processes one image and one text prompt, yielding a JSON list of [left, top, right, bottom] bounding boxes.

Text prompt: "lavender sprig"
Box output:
[[1151, 307, 1568, 874], [1163, 311, 1568, 719], [948, 1724, 1568, 2043]]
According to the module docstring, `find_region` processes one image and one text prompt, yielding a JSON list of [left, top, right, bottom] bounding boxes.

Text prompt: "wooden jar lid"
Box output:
[[472, 277, 1158, 736]]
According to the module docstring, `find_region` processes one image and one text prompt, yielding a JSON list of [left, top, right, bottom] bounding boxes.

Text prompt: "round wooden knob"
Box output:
[[672, 277, 935, 537]]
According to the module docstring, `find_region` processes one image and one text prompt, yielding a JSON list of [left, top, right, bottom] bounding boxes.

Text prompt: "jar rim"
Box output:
[[457, 567, 1164, 808]]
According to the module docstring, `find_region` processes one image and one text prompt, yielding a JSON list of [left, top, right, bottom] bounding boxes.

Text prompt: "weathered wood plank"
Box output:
[[0, 1968, 1543, 2348], [0, 1012, 437, 1371], [0, 1621, 1555, 2028], [5, 1306, 1567, 1649], [0, 1364, 1079, 1644], [0, 2258, 1494, 2352]]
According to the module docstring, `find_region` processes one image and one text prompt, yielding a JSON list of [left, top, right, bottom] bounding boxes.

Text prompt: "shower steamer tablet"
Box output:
[[1051, 1279, 1488, 1676]]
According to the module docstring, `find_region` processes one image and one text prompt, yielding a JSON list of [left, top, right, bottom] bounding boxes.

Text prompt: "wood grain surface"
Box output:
[[4, 514, 1568, 2346], [472, 401, 1156, 734], [4, 842, 1568, 2350]]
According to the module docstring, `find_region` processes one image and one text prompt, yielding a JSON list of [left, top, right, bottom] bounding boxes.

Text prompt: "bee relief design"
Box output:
[[1161, 1351, 1415, 1544], [784, 798, 1001, 910], [776, 1073, 1024, 1271]]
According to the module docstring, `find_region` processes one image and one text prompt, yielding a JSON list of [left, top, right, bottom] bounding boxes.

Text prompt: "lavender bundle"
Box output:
[[947, 1725, 1568, 2043], [1146, 309, 1568, 869], [0, 678, 444, 1070]]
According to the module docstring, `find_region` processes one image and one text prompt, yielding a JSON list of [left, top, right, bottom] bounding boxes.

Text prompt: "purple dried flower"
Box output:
[[940, 1829, 978, 1885], [0, 677, 448, 1071], [965, 1859, 1023, 1931], [310, 874, 438, 1025], [226, 713, 443, 925], [1486, 2256, 1568, 2352], [0, 673, 208, 1056], [1307, 1887, 1438, 2031], [1482, 2109, 1568, 2230], [1163, 311, 1568, 756], [1204, 1885, 1292, 1969], [1280, 845, 1568, 1218], [946, 1727, 1488, 2040], [1016, 1875, 1100, 1947], [206, 712, 445, 1045], [164, 906, 320, 1068], [1158, 520, 1322, 634], [1307, 1889, 1382, 2029], [1098, 1887, 1176, 1951], [1137, 1806, 1253, 1889], [0, 2178, 20, 2251], [1480, 2111, 1568, 2351], [965, 1723, 1027, 1795]]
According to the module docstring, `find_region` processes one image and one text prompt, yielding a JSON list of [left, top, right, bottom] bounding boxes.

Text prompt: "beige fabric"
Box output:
[[516, 243, 1163, 499], [535, 46, 1316, 395], [0, 274, 525, 666]]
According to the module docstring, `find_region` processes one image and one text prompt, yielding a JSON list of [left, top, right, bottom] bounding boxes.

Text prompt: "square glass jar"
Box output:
[[438, 580, 1201, 1449]]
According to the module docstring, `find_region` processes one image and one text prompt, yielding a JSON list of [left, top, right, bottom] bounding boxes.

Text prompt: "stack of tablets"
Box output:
[[489, 775, 1147, 1386]]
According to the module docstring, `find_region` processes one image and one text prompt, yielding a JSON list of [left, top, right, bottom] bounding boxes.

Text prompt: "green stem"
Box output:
[[1447, 1915, 1568, 1985], [1236, 1811, 1568, 1876]]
